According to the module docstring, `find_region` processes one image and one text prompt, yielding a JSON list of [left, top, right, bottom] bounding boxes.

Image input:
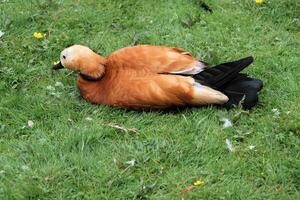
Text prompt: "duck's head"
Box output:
[[53, 45, 106, 80]]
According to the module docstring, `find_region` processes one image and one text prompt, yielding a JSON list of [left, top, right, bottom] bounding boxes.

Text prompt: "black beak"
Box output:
[[52, 61, 64, 70]]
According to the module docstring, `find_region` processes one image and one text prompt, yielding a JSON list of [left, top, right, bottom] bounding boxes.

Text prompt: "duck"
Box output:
[[53, 45, 263, 110]]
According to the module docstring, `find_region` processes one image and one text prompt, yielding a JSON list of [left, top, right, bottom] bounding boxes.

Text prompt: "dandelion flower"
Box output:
[[33, 32, 46, 39], [255, 0, 263, 4], [193, 179, 205, 186], [53, 60, 60, 65]]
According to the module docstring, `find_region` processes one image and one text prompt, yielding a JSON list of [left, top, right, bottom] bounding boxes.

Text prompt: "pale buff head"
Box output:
[[53, 45, 106, 79]]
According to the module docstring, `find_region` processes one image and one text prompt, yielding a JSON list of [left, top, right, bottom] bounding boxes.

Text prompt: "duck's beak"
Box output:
[[52, 61, 64, 70]]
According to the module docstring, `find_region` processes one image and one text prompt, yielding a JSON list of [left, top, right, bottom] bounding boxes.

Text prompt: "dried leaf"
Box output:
[[181, 185, 194, 193], [44, 176, 54, 181]]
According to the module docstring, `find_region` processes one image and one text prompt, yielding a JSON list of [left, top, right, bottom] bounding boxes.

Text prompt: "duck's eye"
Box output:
[[62, 55, 66, 59]]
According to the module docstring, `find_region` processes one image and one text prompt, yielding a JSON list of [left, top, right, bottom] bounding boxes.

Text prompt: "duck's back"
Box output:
[[106, 45, 204, 75]]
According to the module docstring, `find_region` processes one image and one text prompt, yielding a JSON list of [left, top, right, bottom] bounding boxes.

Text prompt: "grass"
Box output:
[[0, 0, 300, 199]]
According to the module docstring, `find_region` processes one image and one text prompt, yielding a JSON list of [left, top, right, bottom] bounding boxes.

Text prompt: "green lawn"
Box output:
[[0, 0, 300, 199]]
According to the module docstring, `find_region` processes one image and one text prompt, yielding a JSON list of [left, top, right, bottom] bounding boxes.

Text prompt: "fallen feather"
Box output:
[[50, 92, 61, 98], [55, 81, 64, 87], [27, 120, 34, 128], [85, 117, 93, 122], [107, 123, 138, 134], [0, 31, 4, 38], [46, 85, 55, 91], [125, 159, 136, 166], [293, 18, 300, 25], [272, 108, 280, 116], [220, 117, 233, 128], [225, 139, 234, 152], [21, 165, 30, 171], [0, 170, 5, 175]]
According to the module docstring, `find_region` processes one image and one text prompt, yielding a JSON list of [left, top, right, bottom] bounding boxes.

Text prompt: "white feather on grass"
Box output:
[[225, 139, 234, 152], [220, 117, 233, 128], [0, 31, 4, 38]]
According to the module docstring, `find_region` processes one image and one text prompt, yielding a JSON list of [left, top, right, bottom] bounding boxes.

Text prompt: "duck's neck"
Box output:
[[79, 54, 107, 80], [79, 72, 103, 81], [76, 75, 106, 104]]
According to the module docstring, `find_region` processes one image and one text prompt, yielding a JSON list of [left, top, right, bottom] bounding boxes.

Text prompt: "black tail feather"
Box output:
[[221, 73, 263, 92], [193, 56, 254, 88], [220, 74, 263, 109], [192, 56, 263, 109]]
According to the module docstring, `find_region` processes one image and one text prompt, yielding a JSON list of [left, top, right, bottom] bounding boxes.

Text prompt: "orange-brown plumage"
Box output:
[[54, 44, 263, 109], [57, 45, 228, 109]]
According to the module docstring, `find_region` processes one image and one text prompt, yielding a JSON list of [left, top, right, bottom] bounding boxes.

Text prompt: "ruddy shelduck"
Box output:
[[53, 45, 263, 109]]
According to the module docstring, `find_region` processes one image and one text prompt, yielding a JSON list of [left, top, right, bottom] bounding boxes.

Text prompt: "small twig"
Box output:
[[66, 71, 74, 77], [107, 123, 138, 134], [181, 179, 205, 193]]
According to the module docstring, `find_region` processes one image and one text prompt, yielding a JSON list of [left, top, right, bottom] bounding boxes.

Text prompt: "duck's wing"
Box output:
[[107, 45, 207, 75], [108, 75, 228, 109]]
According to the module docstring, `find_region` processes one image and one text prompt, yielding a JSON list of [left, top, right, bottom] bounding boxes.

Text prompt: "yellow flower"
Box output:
[[193, 179, 205, 186], [33, 32, 46, 39], [53, 60, 60, 65], [255, 0, 263, 4]]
